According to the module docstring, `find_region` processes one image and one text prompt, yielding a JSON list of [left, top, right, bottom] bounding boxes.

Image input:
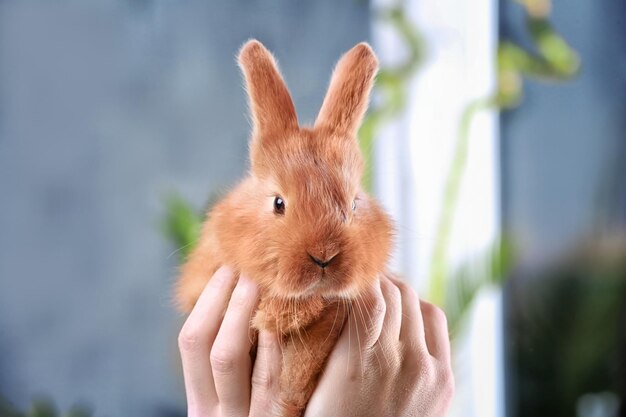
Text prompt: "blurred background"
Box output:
[[0, 0, 624, 416]]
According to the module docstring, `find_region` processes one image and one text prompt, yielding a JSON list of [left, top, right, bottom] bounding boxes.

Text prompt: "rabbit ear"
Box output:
[[315, 43, 378, 136], [238, 40, 298, 135]]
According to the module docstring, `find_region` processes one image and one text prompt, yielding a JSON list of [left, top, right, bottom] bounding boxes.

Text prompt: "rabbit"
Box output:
[[175, 39, 393, 417]]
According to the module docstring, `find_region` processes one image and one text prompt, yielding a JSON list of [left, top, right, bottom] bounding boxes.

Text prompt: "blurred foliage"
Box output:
[[358, 0, 424, 191], [445, 236, 516, 336], [162, 193, 204, 261], [0, 397, 92, 417], [498, 0, 580, 108], [427, 0, 580, 309], [506, 237, 626, 416], [427, 98, 494, 307]]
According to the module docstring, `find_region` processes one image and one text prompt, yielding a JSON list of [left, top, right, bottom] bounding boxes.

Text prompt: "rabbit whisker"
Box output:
[[355, 292, 382, 374], [351, 297, 365, 381], [321, 299, 341, 347]]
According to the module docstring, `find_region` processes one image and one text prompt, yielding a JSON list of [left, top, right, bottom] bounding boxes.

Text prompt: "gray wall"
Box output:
[[0, 1, 370, 415]]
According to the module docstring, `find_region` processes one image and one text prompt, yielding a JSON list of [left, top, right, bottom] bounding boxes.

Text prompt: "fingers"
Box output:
[[249, 331, 282, 416], [385, 275, 451, 362], [379, 275, 402, 342], [178, 266, 237, 415], [420, 300, 451, 362], [319, 279, 385, 380], [345, 279, 387, 351], [386, 275, 426, 347], [210, 274, 260, 417]]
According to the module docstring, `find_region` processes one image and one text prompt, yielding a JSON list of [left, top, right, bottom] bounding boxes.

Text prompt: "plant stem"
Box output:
[[427, 98, 495, 305]]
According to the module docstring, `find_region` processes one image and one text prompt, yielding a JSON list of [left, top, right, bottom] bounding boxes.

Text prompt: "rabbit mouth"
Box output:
[[298, 269, 352, 299]]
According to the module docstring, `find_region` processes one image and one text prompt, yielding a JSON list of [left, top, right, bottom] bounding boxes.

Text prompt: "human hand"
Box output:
[[305, 274, 455, 417], [177, 266, 282, 417], [178, 268, 454, 417]]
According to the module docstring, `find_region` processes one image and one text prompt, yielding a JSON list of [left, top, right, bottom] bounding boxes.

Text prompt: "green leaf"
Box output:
[[444, 237, 516, 336], [161, 193, 204, 261]]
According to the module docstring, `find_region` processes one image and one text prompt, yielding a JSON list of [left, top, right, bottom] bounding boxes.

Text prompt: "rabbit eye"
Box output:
[[274, 196, 285, 215], [352, 200, 356, 211]]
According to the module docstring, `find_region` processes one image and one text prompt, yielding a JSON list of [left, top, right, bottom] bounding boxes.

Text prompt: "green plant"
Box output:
[[507, 237, 626, 416], [427, 0, 580, 311], [444, 236, 516, 335], [162, 193, 204, 261]]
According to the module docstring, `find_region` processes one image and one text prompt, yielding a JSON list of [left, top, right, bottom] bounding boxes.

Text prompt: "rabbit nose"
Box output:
[[308, 252, 338, 269]]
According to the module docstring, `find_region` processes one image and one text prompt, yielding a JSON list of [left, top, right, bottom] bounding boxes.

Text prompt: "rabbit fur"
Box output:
[[176, 39, 393, 417]]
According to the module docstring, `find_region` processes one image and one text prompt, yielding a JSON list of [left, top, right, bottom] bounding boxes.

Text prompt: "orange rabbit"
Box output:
[[176, 39, 393, 416]]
